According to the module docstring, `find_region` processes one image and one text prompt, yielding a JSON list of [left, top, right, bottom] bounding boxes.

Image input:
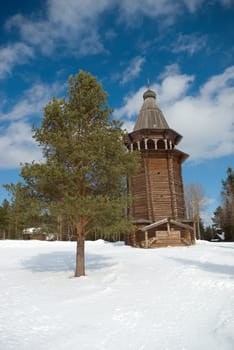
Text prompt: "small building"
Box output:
[[125, 217, 195, 248], [23, 227, 45, 240], [211, 228, 225, 242], [125, 87, 195, 248], [22, 227, 56, 241]]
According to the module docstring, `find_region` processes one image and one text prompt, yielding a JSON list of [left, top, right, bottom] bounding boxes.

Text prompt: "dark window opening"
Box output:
[[147, 139, 155, 150], [140, 140, 145, 150], [157, 139, 165, 149]]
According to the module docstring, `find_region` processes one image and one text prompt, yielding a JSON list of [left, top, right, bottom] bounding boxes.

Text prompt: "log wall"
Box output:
[[130, 149, 186, 222]]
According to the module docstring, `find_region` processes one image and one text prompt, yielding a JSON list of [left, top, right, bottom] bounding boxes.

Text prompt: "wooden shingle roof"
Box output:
[[133, 89, 169, 131]]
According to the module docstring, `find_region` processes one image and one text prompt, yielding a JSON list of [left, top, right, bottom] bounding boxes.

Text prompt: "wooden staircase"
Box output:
[[146, 236, 189, 248]]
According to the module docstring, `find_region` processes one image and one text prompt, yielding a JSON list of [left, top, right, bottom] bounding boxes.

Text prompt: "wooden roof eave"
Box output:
[[169, 219, 195, 231], [141, 218, 168, 231], [142, 218, 194, 232], [172, 149, 189, 163]]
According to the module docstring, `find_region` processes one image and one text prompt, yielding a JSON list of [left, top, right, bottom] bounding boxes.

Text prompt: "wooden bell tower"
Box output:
[[125, 88, 195, 247]]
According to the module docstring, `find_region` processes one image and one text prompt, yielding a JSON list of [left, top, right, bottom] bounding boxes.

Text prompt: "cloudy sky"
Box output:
[[0, 0, 234, 224]]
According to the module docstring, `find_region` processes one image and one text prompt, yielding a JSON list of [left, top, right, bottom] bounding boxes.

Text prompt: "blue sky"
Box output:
[[0, 0, 234, 225]]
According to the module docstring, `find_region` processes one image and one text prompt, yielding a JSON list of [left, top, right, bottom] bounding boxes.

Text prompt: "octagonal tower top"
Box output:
[[133, 88, 169, 131]]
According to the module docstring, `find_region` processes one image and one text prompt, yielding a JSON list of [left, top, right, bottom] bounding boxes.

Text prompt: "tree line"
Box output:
[[0, 70, 233, 276], [2, 166, 233, 243], [184, 168, 234, 241], [0, 71, 139, 276], [212, 167, 234, 241]]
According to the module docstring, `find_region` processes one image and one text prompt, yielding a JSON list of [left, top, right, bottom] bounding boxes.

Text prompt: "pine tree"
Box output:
[[20, 71, 138, 276], [0, 199, 10, 239], [3, 182, 44, 239], [212, 167, 234, 241]]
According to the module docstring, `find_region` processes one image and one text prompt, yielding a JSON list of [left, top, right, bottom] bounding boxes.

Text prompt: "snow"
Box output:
[[0, 240, 233, 350]]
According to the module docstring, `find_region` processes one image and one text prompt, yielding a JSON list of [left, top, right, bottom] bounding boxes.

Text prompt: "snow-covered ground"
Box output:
[[0, 240, 233, 350]]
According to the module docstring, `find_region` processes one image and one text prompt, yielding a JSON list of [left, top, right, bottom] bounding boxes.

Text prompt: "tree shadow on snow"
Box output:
[[169, 257, 234, 278], [21, 251, 115, 273], [213, 244, 234, 250]]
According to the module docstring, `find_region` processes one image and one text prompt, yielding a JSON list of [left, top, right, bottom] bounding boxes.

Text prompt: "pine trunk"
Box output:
[[75, 234, 85, 277]]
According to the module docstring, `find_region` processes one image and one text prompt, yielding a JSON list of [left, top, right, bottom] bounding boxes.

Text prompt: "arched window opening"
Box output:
[[140, 140, 145, 150], [157, 139, 165, 149], [133, 142, 138, 150], [147, 139, 155, 150]]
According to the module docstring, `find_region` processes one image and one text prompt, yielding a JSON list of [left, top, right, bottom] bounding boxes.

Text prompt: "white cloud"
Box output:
[[0, 43, 34, 79], [0, 121, 42, 168], [182, 0, 204, 12], [5, 0, 110, 55], [117, 0, 233, 25], [219, 0, 234, 5], [118, 0, 180, 23], [4, 0, 231, 57], [171, 33, 207, 55], [114, 86, 146, 121], [200, 66, 234, 97], [115, 65, 234, 161], [157, 70, 194, 103], [114, 65, 194, 120], [121, 56, 145, 85], [183, 0, 234, 12], [0, 81, 64, 168], [1, 81, 63, 121], [105, 29, 117, 41], [159, 64, 180, 78], [122, 120, 135, 132]]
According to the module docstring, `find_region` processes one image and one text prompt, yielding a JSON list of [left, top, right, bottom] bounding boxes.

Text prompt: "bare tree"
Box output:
[[184, 183, 206, 239]]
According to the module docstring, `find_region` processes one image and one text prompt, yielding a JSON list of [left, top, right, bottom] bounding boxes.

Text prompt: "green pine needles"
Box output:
[[19, 70, 139, 276]]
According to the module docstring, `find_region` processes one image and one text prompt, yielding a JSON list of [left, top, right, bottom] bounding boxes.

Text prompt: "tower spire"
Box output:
[[147, 78, 150, 89], [134, 87, 168, 130]]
